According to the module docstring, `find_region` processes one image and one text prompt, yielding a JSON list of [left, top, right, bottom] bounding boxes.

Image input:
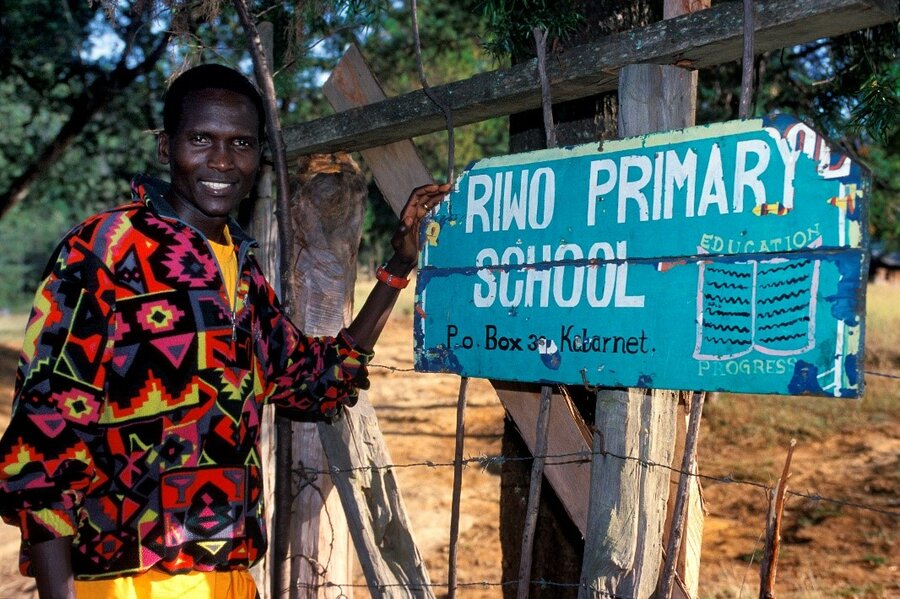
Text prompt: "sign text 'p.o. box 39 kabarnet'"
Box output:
[[413, 116, 869, 398]]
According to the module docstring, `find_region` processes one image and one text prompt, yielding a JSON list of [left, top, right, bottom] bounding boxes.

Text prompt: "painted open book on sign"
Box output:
[[694, 243, 822, 360]]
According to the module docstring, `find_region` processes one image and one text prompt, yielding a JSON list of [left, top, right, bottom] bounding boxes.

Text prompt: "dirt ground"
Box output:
[[0, 289, 897, 598]]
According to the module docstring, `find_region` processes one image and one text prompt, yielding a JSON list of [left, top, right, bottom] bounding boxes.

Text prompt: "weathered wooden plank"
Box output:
[[289, 154, 367, 598], [317, 398, 435, 599], [283, 0, 897, 157], [250, 164, 279, 599], [323, 44, 433, 214]]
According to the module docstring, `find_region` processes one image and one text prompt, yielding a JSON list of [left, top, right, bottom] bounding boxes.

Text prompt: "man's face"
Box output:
[[158, 88, 261, 235]]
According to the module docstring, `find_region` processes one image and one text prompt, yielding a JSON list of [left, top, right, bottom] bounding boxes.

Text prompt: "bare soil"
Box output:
[[0, 303, 896, 598]]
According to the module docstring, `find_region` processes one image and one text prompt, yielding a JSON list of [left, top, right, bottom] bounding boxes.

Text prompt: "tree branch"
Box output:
[[0, 15, 171, 218]]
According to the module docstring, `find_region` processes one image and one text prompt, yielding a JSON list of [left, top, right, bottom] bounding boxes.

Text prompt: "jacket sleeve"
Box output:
[[254, 276, 372, 419], [0, 232, 114, 550]]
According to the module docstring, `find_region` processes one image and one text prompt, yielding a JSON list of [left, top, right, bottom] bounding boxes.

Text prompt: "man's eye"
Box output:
[[234, 139, 254, 148], [190, 135, 209, 144]]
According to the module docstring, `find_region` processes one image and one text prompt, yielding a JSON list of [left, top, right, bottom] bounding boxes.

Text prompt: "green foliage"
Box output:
[[1, 0, 895, 303], [866, 140, 900, 250], [848, 66, 900, 145], [357, 0, 507, 176], [861, 553, 887, 567], [478, 0, 583, 61], [351, 0, 509, 267], [0, 0, 169, 307], [0, 75, 162, 308]]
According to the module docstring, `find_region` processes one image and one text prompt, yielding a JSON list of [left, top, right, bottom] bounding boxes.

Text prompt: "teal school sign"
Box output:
[[413, 116, 869, 397]]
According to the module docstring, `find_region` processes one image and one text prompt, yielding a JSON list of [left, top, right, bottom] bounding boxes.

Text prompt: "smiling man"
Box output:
[[0, 64, 449, 599]]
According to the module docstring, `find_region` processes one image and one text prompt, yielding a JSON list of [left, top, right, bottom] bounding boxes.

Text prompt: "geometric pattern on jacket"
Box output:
[[0, 174, 369, 579]]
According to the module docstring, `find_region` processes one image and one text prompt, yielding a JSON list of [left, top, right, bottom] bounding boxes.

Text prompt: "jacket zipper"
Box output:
[[231, 243, 252, 343], [145, 200, 254, 346], [205, 236, 249, 345]]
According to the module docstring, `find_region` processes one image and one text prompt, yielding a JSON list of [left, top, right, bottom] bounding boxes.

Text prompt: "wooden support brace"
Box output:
[[323, 43, 433, 215], [318, 402, 434, 599]]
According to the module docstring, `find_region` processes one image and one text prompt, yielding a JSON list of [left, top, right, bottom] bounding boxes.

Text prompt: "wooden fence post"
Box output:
[[579, 2, 707, 597], [579, 389, 679, 598], [285, 153, 367, 598]]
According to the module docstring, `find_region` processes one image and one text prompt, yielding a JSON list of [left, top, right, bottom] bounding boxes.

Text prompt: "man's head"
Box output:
[[163, 64, 265, 140], [157, 65, 265, 241]]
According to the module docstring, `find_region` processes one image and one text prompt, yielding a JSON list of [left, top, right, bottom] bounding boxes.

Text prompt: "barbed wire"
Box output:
[[298, 446, 900, 519], [864, 369, 900, 380], [370, 363, 900, 381], [353, 360, 900, 536], [282, 442, 898, 596], [291, 361, 899, 594], [292, 579, 634, 597], [369, 363, 416, 372]]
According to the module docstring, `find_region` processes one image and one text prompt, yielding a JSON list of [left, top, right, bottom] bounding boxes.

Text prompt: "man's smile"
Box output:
[[200, 180, 234, 191]]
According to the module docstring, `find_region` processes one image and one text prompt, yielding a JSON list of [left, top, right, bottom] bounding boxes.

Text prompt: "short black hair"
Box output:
[[163, 64, 265, 140]]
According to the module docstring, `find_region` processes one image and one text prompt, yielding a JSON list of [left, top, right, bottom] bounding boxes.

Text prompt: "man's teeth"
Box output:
[[202, 181, 230, 190]]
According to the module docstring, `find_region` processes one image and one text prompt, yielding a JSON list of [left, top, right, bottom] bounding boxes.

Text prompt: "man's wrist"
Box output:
[[384, 254, 415, 278]]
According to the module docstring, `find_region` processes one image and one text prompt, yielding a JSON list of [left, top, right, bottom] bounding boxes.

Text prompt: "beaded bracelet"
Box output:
[[375, 265, 410, 289]]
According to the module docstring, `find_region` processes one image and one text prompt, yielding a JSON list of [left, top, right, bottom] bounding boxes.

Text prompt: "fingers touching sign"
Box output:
[[391, 182, 452, 269]]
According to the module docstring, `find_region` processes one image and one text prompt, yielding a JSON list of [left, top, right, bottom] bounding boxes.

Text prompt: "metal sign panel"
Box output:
[[414, 116, 869, 397]]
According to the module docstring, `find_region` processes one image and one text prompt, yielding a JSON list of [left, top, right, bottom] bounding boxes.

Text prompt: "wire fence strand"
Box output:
[[293, 579, 635, 597], [309, 446, 900, 519], [370, 363, 900, 381], [356, 363, 900, 520]]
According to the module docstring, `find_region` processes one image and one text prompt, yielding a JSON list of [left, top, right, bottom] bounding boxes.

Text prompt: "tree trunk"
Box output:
[[249, 163, 279, 597], [287, 153, 368, 598]]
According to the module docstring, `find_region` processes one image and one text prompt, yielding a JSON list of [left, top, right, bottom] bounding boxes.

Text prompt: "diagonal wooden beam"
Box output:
[[283, 0, 897, 157]]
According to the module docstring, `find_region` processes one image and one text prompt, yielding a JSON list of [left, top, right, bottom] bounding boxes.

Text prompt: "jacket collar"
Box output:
[[130, 173, 256, 249]]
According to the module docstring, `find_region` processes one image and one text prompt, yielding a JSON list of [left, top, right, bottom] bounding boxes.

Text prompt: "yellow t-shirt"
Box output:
[[73, 568, 257, 599], [209, 226, 238, 310]]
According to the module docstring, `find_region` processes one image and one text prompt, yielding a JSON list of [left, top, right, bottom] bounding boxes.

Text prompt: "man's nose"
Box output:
[[208, 143, 234, 170]]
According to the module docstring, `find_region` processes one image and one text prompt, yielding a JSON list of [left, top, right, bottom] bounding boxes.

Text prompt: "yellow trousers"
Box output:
[[74, 569, 258, 599]]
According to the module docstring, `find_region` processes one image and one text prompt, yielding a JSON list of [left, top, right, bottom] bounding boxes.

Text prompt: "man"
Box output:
[[0, 64, 449, 598]]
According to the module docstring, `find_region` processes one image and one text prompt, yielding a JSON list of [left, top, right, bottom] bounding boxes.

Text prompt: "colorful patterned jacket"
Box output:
[[0, 174, 369, 579]]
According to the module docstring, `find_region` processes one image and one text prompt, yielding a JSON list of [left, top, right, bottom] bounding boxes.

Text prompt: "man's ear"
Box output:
[[158, 132, 170, 165]]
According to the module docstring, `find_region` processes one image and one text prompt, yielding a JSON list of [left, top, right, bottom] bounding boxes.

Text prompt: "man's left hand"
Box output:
[[389, 182, 452, 273]]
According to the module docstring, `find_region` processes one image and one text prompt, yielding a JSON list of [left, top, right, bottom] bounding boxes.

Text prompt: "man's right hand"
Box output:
[[31, 536, 75, 599]]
